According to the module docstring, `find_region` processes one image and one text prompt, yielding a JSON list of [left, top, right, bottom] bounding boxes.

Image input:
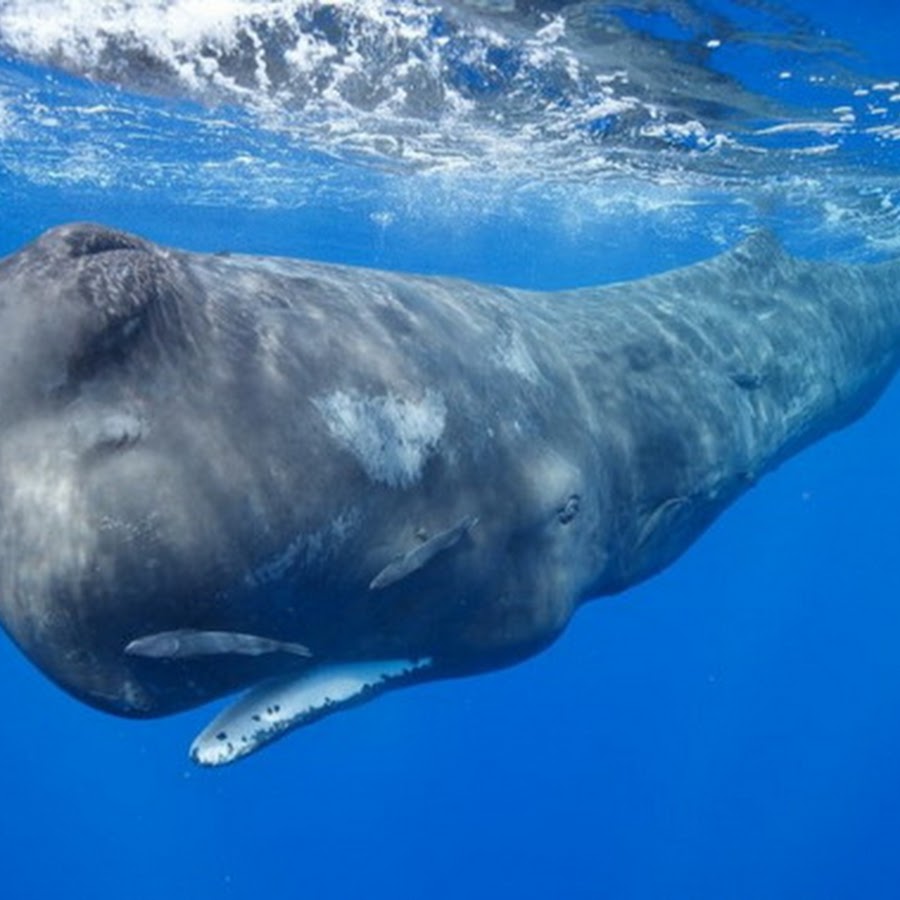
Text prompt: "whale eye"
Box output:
[[69, 407, 145, 458], [557, 494, 580, 525]]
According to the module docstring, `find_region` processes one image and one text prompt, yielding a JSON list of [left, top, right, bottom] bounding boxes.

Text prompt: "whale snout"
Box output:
[[0, 224, 164, 422], [7, 608, 297, 720]]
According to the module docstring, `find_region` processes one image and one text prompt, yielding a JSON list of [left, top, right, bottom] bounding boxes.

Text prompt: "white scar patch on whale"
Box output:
[[494, 331, 542, 384], [313, 389, 447, 488]]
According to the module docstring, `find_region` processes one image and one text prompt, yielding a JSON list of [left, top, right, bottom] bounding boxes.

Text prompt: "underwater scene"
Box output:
[[2, 1, 900, 897]]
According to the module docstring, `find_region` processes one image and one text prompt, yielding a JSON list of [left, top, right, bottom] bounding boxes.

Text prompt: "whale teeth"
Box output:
[[190, 658, 432, 767]]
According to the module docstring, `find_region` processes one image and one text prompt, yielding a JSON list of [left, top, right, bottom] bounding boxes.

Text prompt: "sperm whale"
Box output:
[[0, 223, 896, 765]]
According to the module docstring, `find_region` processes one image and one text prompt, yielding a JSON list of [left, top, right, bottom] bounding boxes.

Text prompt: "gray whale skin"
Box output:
[[1, 223, 897, 765]]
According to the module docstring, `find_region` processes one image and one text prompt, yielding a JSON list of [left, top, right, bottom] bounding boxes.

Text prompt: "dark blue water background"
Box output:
[[2, 2, 900, 897]]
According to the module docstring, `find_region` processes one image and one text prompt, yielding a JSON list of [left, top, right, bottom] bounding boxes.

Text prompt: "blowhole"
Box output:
[[65, 227, 149, 259]]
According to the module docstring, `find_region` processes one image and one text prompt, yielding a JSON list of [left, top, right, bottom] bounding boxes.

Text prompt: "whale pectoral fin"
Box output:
[[125, 629, 312, 659], [636, 497, 690, 550], [189, 658, 432, 766], [369, 515, 478, 590]]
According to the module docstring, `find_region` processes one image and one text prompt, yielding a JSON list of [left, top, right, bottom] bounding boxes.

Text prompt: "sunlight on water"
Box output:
[[1, 0, 900, 257]]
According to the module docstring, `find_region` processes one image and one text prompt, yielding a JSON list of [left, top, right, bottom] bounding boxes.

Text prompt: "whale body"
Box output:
[[0, 223, 897, 765]]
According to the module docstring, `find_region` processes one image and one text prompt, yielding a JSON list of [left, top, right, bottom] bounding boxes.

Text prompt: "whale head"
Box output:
[[0, 224, 276, 716], [0, 224, 596, 759]]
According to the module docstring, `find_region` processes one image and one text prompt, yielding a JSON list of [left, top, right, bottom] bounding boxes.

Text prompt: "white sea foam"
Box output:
[[0, 0, 886, 177], [0, 1, 898, 256]]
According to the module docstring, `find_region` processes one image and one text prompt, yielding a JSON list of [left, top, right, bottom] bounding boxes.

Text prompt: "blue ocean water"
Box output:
[[2, 2, 900, 897]]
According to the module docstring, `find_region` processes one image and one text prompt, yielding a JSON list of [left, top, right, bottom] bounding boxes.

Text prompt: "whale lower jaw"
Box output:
[[190, 658, 433, 766]]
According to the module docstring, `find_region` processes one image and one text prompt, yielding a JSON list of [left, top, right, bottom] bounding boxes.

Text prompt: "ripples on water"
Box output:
[[1, 0, 899, 260]]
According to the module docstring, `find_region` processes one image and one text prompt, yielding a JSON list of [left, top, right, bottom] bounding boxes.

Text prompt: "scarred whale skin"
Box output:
[[0, 223, 897, 763]]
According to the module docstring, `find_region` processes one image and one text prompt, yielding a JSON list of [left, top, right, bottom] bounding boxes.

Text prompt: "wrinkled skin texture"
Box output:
[[0, 223, 897, 720]]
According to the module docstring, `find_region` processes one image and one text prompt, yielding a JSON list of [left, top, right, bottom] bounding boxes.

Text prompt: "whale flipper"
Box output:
[[125, 629, 312, 659], [190, 658, 432, 766], [369, 516, 479, 590]]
